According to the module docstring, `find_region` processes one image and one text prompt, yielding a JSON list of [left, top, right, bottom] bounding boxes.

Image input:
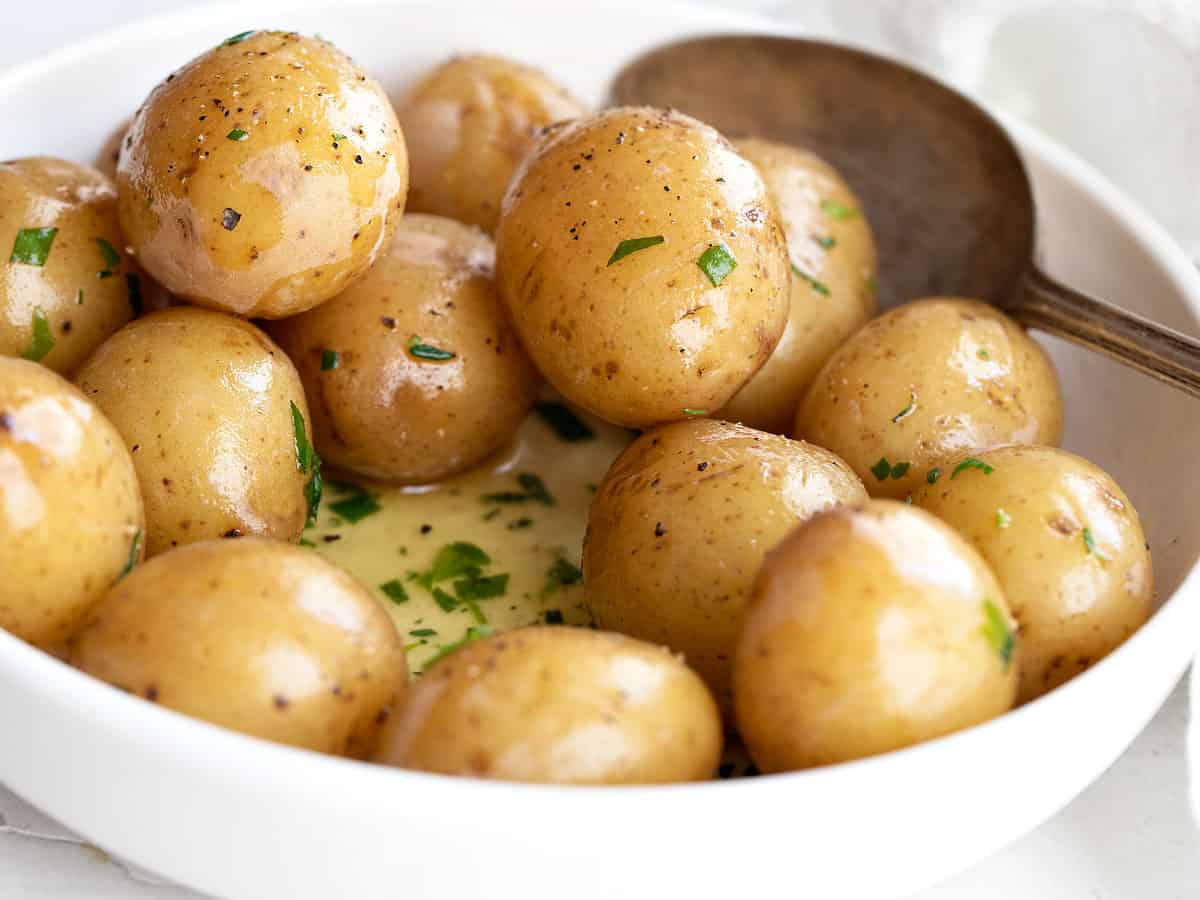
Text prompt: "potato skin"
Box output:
[[373, 626, 721, 784], [718, 139, 878, 434], [583, 418, 866, 717], [117, 31, 407, 318], [495, 107, 791, 428], [0, 158, 140, 375], [68, 538, 406, 757], [398, 54, 586, 233], [734, 500, 1019, 771], [268, 214, 538, 482], [0, 359, 144, 648], [913, 444, 1153, 702], [75, 308, 310, 556], [795, 297, 1063, 499]]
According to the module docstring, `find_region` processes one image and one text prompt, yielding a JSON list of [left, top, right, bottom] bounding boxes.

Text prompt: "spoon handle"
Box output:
[[1012, 267, 1200, 397]]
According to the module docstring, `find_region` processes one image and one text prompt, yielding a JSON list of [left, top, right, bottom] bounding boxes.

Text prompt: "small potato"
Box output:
[[496, 107, 791, 428], [0, 358, 144, 648], [734, 500, 1019, 771], [796, 297, 1063, 500], [373, 626, 721, 784], [68, 538, 406, 757], [117, 31, 407, 318], [268, 214, 539, 482], [913, 445, 1153, 702], [75, 308, 313, 556], [718, 138, 878, 434], [0, 158, 141, 374], [398, 54, 586, 233], [583, 419, 866, 716]]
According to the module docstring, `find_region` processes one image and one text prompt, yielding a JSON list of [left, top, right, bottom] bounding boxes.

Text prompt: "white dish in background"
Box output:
[[0, 2, 1198, 898]]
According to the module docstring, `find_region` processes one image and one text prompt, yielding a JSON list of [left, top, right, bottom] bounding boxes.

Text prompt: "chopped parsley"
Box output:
[[870, 457, 910, 482], [865, 272, 878, 294], [453, 573, 509, 602], [118, 529, 142, 581], [926, 467, 941, 484], [409, 628, 437, 637], [422, 625, 493, 669], [996, 508, 1012, 529], [891, 391, 917, 423], [951, 457, 995, 479], [1083, 527, 1109, 561], [221, 30, 256, 45], [76, 289, 84, 305], [814, 234, 837, 250], [790, 263, 830, 296], [697, 243, 737, 286], [542, 554, 582, 598], [606, 235, 664, 266], [331, 132, 348, 142], [226, 128, 249, 141], [20, 309, 54, 362], [96, 237, 121, 275], [407, 335, 455, 361], [432, 587, 458, 612], [481, 473, 555, 507], [978, 349, 991, 360], [327, 486, 379, 523], [379, 579, 409, 603], [821, 199, 858, 220], [126, 273, 143, 316], [891, 461, 911, 479], [981, 598, 1015, 668], [321, 349, 340, 371], [10, 227, 57, 266], [543, 609, 564, 625], [423, 542, 491, 586], [288, 398, 322, 529], [682, 408, 707, 417], [535, 402, 594, 442]]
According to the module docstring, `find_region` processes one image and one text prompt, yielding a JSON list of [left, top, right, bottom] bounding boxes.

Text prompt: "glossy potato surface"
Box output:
[[117, 31, 407, 318], [75, 308, 311, 556], [68, 538, 406, 757], [719, 138, 878, 433], [796, 297, 1063, 499], [0, 359, 144, 648], [268, 214, 539, 482], [373, 626, 721, 784], [1, 158, 139, 374], [583, 418, 866, 716], [496, 107, 791, 428], [914, 445, 1153, 702], [399, 54, 586, 233], [734, 500, 1019, 771]]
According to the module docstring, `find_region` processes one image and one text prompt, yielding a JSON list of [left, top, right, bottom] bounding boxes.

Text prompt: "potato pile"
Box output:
[[0, 31, 1154, 783]]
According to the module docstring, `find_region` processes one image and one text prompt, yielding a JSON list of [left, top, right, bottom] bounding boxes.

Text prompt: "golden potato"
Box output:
[[373, 626, 720, 783], [718, 138, 878, 433], [117, 30, 407, 318], [75, 308, 314, 556], [913, 444, 1153, 702], [795, 297, 1063, 500], [268, 214, 538, 482], [68, 538, 406, 757], [398, 54, 586, 233], [0, 358, 144, 648], [734, 500, 1019, 771], [495, 107, 791, 428], [583, 418, 866, 717], [0, 158, 141, 375]]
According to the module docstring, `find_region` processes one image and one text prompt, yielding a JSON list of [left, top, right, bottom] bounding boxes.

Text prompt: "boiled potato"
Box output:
[[495, 107, 791, 428], [398, 54, 586, 233], [734, 500, 1019, 771], [913, 444, 1153, 702], [68, 538, 406, 757], [1, 158, 141, 375], [268, 214, 539, 482], [718, 138, 878, 433], [0, 358, 144, 648], [373, 626, 721, 784], [583, 418, 866, 717], [117, 30, 408, 318], [75, 308, 313, 556], [796, 297, 1063, 500]]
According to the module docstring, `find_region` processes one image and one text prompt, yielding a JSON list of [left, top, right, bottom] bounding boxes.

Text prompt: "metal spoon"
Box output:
[[610, 34, 1200, 396]]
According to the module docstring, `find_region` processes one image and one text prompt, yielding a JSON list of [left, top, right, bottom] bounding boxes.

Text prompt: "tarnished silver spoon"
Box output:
[[610, 34, 1200, 396]]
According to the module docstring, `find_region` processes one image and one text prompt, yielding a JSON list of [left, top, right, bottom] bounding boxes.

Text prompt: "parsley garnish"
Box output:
[[697, 243, 737, 286], [607, 235, 664, 266], [328, 487, 379, 524], [453, 573, 509, 602], [870, 457, 911, 482], [1083, 527, 1109, 560], [481, 473, 556, 507], [96, 237, 121, 275], [892, 391, 917, 423], [996, 508, 1012, 528], [331, 132, 348, 142], [227, 128, 249, 141], [432, 587, 458, 612], [535, 402, 594, 442], [20, 309, 54, 362], [542, 554, 582, 598], [379, 579, 409, 603], [321, 349, 340, 371], [865, 272, 878, 294], [790, 263, 830, 296], [891, 461, 911, 479], [222, 30, 256, 45], [821, 199, 858, 220], [814, 235, 837, 250], [407, 335, 455, 361], [118, 529, 141, 581], [409, 628, 437, 637], [683, 408, 707, 417], [952, 457, 994, 479], [422, 625, 493, 669], [978, 349, 991, 360], [423, 542, 491, 586], [10, 227, 57, 266], [981, 598, 1015, 668], [289, 402, 323, 526], [927, 467, 941, 484]]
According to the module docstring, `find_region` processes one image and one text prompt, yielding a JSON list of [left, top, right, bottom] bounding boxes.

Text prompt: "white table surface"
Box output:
[[2, 3, 1198, 898]]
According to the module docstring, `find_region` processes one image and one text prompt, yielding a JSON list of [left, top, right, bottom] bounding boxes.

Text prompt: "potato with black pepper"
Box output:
[[75, 307, 315, 556], [1, 158, 142, 374], [0, 358, 144, 648], [68, 538, 406, 757], [268, 214, 539, 483], [583, 418, 866, 717], [718, 138, 878, 434], [398, 54, 586, 233], [734, 500, 1019, 771], [496, 107, 791, 428], [117, 30, 407, 318], [913, 445, 1153, 702], [373, 626, 721, 784], [795, 297, 1063, 500]]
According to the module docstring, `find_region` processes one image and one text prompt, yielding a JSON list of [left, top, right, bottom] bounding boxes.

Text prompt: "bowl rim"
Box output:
[[1, 0, 1198, 805]]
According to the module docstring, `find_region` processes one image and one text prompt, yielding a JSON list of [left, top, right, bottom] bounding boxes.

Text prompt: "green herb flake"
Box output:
[[407, 335, 455, 361], [892, 391, 917, 423], [409, 628, 437, 637], [870, 457, 892, 482], [821, 199, 858, 220], [518, 473, 555, 506], [298, 537, 316, 548], [981, 598, 1015, 668], [432, 587, 458, 612], [422, 625, 493, 669], [20, 309, 55, 362], [76, 289, 84, 305], [996, 508, 1012, 529], [289, 403, 323, 527], [221, 30, 256, 46], [118, 529, 142, 581], [328, 489, 379, 524], [331, 132, 348, 142], [542, 555, 582, 598], [543, 609, 564, 625], [952, 457, 995, 479], [321, 349, 340, 371], [535, 402, 594, 442], [425, 542, 492, 586], [1083, 527, 1109, 561], [606, 235, 664, 266], [927, 467, 941, 485], [683, 408, 707, 417], [10, 227, 58, 266], [697, 242, 737, 286], [126, 273, 143, 316], [379, 579, 409, 604], [814, 235, 837, 250], [227, 128, 249, 142], [96, 237, 121, 273], [790, 263, 831, 296], [865, 272, 878, 294], [978, 349, 991, 360], [890, 461, 911, 480], [453, 573, 509, 602], [289, 401, 312, 471]]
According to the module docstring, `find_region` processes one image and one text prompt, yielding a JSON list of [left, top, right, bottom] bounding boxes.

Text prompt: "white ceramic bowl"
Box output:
[[1, 2, 1198, 898]]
